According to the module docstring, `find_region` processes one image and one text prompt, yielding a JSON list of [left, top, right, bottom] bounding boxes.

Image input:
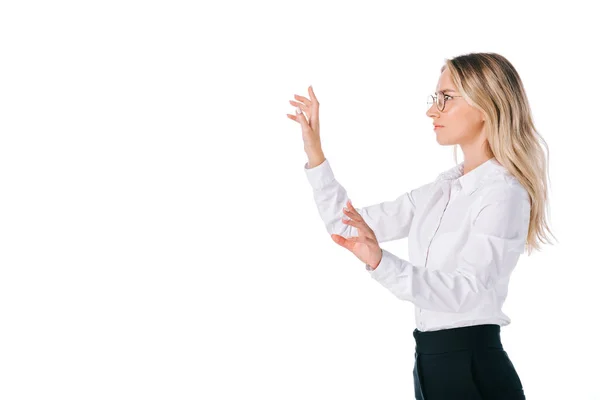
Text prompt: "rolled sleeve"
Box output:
[[304, 158, 334, 190]]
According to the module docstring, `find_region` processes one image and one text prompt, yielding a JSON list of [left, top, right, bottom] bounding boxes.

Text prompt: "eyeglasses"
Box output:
[[427, 92, 463, 112]]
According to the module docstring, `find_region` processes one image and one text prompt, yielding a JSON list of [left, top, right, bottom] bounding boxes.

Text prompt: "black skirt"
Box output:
[[412, 324, 526, 400]]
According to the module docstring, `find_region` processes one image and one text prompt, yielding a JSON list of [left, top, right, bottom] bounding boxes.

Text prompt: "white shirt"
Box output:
[[304, 157, 530, 332]]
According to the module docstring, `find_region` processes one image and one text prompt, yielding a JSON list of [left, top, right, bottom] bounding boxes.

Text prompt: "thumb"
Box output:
[[331, 234, 347, 248], [295, 106, 310, 126]]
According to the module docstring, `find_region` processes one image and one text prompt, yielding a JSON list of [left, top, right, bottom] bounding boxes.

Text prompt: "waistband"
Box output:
[[413, 324, 503, 354]]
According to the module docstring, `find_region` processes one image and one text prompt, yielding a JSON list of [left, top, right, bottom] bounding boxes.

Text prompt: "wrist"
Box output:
[[371, 249, 383, 270], [305, 145, 325, 168], [304, 143, 323, 154]]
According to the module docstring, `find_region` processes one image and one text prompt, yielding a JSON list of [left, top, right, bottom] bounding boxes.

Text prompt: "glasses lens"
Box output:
[[428, 95, 437, 110], [437, 93, 444, 111], [428, 94, 444, 111]]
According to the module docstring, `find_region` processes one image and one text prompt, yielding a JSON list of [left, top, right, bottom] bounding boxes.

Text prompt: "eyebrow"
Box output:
[[437, 89, 457, 93]]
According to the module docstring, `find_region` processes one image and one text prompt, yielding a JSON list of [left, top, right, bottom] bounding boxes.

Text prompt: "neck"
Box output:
[[460, 143, 494, 175]]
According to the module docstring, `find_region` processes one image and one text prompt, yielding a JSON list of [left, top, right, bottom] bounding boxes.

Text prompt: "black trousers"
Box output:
[[412, 324, 525, 400]]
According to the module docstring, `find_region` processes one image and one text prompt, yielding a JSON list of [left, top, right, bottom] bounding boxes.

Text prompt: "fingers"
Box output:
[[289, 100, 309, 116], [292, 86, 319, 109], [342, 213, 364, 231], [295, 106, 307, 120], [286, 106, 303, 119], [286, 108, 303, 121], [342, 216, 367, 233], [288, 102, 310, 123], [294, 94, 311, 106], [308, 85, 319, 103], [290, 100, 311, 123], [342, 202, 376, 240], [289, 106, 311, 129], [288, 88, 318, 126], [343, 200, 362, 222], [341, 217, 358, 228], [347, 199, 355, 211]]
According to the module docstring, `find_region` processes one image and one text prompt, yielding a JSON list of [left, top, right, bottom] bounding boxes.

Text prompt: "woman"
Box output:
[[287, 53, 556, 399]]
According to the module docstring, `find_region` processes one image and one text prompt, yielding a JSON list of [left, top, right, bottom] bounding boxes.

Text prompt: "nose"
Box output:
[[426, 102, 439, 119]]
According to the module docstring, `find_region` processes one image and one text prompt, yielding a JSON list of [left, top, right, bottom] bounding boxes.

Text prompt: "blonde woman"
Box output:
[[287, 53, 556, 399]]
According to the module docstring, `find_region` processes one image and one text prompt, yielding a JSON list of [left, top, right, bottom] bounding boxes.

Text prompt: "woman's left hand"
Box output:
[[331, 199, 383, 269]]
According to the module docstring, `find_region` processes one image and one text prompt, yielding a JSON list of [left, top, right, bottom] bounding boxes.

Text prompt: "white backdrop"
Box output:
[[1, 0, 596, 399]]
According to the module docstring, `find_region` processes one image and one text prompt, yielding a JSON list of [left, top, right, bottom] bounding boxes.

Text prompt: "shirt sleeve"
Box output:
[[304, 158, 435, 243], [365, 189, 530, 313]]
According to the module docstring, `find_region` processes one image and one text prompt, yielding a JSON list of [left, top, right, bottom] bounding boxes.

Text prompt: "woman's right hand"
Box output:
[[287, 85, 321, 148]]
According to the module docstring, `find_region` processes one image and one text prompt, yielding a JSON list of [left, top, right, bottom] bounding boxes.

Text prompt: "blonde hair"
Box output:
[[441, 53, 557, 255]]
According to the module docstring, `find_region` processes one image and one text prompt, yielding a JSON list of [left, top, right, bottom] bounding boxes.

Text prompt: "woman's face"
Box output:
[[426, 68, 485, 146]]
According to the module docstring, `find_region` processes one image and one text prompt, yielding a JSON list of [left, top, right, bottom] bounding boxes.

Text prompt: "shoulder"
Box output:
[[473, 168, 531, 233], [478, 164, 530, 206]]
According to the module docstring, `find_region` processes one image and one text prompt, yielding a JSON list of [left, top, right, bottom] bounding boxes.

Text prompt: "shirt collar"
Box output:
[[435, 157, 505, 195]]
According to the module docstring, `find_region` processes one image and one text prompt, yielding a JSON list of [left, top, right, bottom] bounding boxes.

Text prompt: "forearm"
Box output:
[[305, 144, 325, 169], [367, 249, 494, 313]]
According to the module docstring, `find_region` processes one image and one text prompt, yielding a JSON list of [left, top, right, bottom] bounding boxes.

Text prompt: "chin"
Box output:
[[435, 135, 453, 146], [435, 132, 459, 146]]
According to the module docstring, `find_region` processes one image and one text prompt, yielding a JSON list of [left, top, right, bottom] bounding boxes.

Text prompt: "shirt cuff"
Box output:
[[365, 248, 404, 278], [304, 158, 334, 190]]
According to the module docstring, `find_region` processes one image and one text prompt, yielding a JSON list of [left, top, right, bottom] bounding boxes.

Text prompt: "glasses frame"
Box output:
[[428, 92, 463, 112]]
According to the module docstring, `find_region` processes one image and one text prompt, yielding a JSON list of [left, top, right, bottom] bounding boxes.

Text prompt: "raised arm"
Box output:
[[304, 158, 435, 243]]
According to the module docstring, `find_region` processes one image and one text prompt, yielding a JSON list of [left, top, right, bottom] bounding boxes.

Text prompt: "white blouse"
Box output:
[[304, 157, 531, 332]]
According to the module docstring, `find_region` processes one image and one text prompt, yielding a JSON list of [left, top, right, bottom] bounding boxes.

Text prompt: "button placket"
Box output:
[[423, 182, 452, 268]]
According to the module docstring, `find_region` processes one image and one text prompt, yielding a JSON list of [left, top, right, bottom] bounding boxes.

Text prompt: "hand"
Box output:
[[331, 199, 383, 269], [286, 85, 321, 148]]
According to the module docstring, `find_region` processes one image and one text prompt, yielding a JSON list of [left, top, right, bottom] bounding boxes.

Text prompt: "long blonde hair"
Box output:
[[442, 53, 556, 255]]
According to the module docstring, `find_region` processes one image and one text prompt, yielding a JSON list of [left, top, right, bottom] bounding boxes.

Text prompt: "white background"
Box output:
[[1, 0, 597, 399]]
